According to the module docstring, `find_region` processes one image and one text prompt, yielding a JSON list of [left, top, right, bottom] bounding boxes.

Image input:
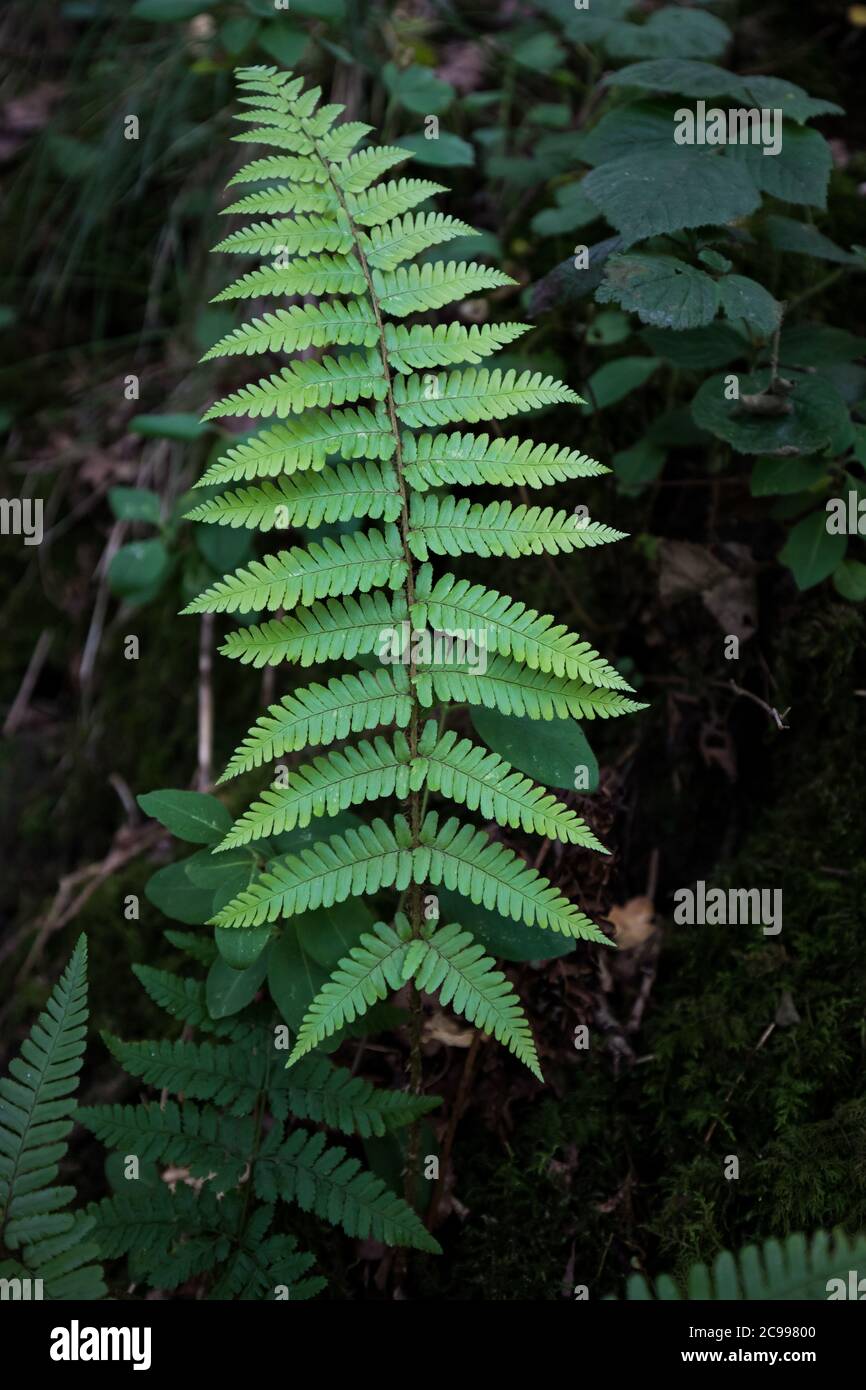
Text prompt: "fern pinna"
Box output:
[[182, 66, 641, 1181]]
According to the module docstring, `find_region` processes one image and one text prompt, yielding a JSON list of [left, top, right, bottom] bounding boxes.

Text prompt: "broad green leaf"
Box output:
[[129, 413, 209, 442], [396, 132, 474, 168], [584, 150, 760, 246], [108, 487, 161, 524], [691, 370, 850, 455], [641, 324, 746, 369], [779, 511, 846, 590], [776, 325, 866, 367], [581, 356, 658, 412], [470, 705, 599, 792], [215, 923, 272, 969], [833, 558, 866, 601], [614, 440, 665, 490], [107, 539, 171, 599], [296, 900, 376, 971], [604, 9, 731, 61], [586, 310, 631, 346], [206, 950, 270, 1019], [750, 457, 824, 496], [726, 126, 832, 209], [718, 275, 782, 338], [597, 254, 719, 331], [268, 924, 332, 1036], [531, 182, 599, 237], [764, 215, 861, 267], [383, 62, 455, 115], [144, 856, 216, 926], [137, 789, 233, 844], [257, 23, 307, 66], [434, 887, 575, 964], [605, 60, 843, 122]]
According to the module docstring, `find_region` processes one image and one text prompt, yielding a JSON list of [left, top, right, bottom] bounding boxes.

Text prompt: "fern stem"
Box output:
[[310, 126, 428, 1199]]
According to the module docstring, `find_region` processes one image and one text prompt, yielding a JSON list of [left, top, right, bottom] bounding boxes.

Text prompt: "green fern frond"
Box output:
[[625, 1229, 866, 1301], [408, 495, 624, 560], [212, 255, 367, 302], [182, 526, 405, 615], [394, 367, 581, 428], [255, 1125, 441, 1252], [220, 666, 413, 780], [385, 321, 530, 372], [347, 177, 446, 226], [0, 937, 105, 1298], [212, 213, 352, 257], [196, 408, 395, 488], [416, 571, 632, 689], [270, 1054, 439, 1137], [374, 260, 515, 316], [201, 301, 379, 359], [101, 1033, 264, 1117], [212, 812, 606, 942], [416, 654, 645, 721], [407, 921, 542, 1080], [219, 589, 404, 669], [218, 732, 423, 848], [363, 211, 478, 270], [286, 919, 411, 1062], [202, 351, 387, 421], [402, 431, 606, 490], [186, 462, 401, 532], [79, 1102, 253, 1189], [421, 725, 608, 849]]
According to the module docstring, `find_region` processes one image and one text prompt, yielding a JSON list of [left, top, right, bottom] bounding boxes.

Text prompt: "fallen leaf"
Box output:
[[606, 896, 656, 950]]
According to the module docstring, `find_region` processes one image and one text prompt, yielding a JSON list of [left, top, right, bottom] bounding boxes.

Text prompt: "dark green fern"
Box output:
[[0, 936, 105, 1300], [625, 1229, 866, 1301]]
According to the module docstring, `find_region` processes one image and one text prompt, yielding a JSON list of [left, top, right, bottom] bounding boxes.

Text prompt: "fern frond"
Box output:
[[374, 261, 515, 317], [416, 654, 645, 721], [78, 1101, 253, 1189], [408, 921, 543, 1080], [212, 214, 352, 257], [212, 255, 366, 302], [625, 1229, 866, 1302], [402, 431, 607, 490], [421, 725, 608, 850], [101, 1033, 264, 1117], [181, 525, 405, 615], [130, 964, 243, 1037], [416, 571, 633, 689], [0, 936, 105, 1298], [218, 732, 423, 848], [218, 589, 405, 669], [270, 1054, 439, 1137], [363, 211, 478, 271], [221, 183, 340, 217], [348, 177, 446, 226], [196, 407, 395, 488], [286, 919, 411, 1062], [212, 812, 606, 942], [255, 1125, 441, 1251], [395, 367, 581, 428], [408, 495, 624, 560], [220, 666, 413, 780], [202, 351, 386, 421], [187, 462, 401, 532], [385, 322, 529, 373], [201, 301, 379, 360]]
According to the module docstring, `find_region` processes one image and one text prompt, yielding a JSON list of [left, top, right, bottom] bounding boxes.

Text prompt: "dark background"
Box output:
[[1, 0, 864, 1299]]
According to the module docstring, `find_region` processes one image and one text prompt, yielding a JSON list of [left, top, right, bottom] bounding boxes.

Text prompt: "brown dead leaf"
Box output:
[[423, 1009, 475, 1048], [606, 896, 657, 950]]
